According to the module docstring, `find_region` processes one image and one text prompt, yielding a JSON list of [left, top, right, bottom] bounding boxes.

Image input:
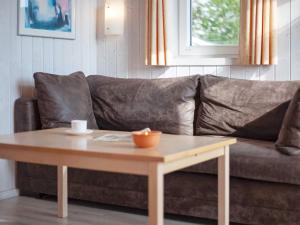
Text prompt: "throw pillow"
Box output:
[[34, 71, 98, 129], [276, 89, 300, 155], [195, 75, 300, 141], [87, 75, 200, 135]]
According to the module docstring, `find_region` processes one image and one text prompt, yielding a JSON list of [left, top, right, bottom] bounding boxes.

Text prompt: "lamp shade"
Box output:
[[105, 0, 125, 35]]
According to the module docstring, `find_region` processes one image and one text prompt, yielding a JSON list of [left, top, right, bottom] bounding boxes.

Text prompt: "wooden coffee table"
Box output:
[[0, 128, 236, 225]]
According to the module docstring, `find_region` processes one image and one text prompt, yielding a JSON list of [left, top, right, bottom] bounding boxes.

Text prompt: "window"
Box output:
[[179, 0, 240, 58], [191, 0, 240, 46]]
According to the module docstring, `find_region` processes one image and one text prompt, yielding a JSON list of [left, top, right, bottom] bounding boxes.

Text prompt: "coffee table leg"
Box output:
[[218, 146, 230, 225], [148, 163, 164, 225], [57, 165, 68, 218]]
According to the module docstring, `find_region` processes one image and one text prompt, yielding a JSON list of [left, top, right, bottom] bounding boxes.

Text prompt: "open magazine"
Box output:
[[94, 134, 131, 142], [94, 128, 151, 142]]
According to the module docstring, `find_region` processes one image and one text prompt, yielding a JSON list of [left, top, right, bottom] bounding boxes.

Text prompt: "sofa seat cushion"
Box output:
[[87, 75, 200, 135], [183, 138, 300, 185]]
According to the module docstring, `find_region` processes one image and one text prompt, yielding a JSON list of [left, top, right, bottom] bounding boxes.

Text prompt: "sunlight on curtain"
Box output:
[[240, 0, 277, 65], [145, 0, 167, 66]]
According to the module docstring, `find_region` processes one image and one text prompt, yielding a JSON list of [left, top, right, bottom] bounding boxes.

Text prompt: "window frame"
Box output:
[[164, 0, 240, 66], [179, 0, 240, 58]]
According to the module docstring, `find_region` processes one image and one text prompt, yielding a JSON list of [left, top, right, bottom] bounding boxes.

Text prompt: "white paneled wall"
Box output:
[[0, 0, 98, 196], [97, 0, 300, 81]]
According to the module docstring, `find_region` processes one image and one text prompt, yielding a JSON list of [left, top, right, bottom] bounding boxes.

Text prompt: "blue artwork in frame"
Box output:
[[19, 0, 76, 39]]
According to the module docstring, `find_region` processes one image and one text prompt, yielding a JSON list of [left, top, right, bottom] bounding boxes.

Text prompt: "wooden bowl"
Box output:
[[132, 131, 162, 148]]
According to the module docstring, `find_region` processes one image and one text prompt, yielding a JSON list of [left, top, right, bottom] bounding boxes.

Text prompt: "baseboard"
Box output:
[[0, 189, 19, 200]]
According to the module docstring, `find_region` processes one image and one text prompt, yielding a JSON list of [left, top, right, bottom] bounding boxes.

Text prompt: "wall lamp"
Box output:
[[105, 0, 125, 35]]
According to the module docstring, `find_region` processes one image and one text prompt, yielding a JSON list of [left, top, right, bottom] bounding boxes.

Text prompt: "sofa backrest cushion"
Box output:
[[34, 71, 98, 129], [195, 75, 300, 141], [87, 75, 200, 135], [276, 88, 300, 155]]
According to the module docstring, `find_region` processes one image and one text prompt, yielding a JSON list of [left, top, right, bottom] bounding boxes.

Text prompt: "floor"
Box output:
[[0, 196, 236, 225]]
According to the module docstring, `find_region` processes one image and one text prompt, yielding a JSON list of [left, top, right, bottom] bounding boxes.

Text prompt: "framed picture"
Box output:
[[18, 0, 76, 39]]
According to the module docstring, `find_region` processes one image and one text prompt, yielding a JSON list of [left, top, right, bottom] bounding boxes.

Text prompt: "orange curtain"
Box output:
[[240, 0, 277, 65], [145, 0, 167, 66]]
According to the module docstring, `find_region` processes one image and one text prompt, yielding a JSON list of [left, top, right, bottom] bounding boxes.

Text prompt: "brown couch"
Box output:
[[15, 75, 300, 225]]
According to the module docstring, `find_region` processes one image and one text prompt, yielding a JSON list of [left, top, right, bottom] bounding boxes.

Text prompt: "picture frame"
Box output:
[[18, 0, 76, 40]]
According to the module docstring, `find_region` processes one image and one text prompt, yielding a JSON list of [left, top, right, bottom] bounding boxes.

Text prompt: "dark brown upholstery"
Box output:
[[14, 74, 300, 225], [17, 164, 300, 225], [87, 75, 199, 135], [34, 71, 98, 129], [196, 75, 300, 141], [183, 138, 300, 185], [14, 97, 41, 132], [276, 88, 300, 155]]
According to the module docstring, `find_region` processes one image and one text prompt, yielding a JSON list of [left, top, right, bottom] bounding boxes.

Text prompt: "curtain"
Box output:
[[145, 0, 167, 66], [240, 0, 277, 65]]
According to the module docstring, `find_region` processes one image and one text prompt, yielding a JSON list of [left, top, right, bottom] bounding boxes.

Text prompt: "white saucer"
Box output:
[[65, 129, 94, 136]]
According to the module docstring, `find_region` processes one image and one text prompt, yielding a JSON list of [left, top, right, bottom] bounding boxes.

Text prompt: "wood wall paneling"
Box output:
[[190, 66, 204, 76], [0, 0, 14, 193], [275, 0, 291, 80], [230, 66, 246, 79], [128, 0, 142, 78], [96, 0, 106, 75], [176, 66, 191, 77], [216, 66, 230, 78], [43, 39, 54, 74], [291, 0, 300, 80], [204, 66, 217, 76], [260, 66, 275, 81], [0, 0, 98, 194]]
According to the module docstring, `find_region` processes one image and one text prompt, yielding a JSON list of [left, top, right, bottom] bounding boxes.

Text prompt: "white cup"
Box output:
[[71, 120, 87, 133]]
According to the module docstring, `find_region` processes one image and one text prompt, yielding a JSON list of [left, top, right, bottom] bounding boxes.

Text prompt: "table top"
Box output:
[[0, 128, 236, 162]]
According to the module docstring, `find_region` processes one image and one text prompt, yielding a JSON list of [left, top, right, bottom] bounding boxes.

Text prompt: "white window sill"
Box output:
[[165, 55, 240, 66]]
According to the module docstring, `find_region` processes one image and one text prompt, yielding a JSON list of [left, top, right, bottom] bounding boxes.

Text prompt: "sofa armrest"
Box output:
[[14, 97, 41, 133]]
